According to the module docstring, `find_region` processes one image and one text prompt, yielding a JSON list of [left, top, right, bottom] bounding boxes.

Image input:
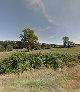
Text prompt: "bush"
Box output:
[[28, 54, 43, 69], [0, 53, 29, 74], [6, 45, 13, 51], [0, 52, 80, 74], [41, 53, 62, 69], [0, 45, 5, 52], [54, 53, 79, 67]]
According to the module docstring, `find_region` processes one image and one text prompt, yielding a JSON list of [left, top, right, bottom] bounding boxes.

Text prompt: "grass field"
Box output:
[[0, 46, 80, 92]]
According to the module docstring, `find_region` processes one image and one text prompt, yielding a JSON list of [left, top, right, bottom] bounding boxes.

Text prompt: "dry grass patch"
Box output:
[[0, 66, 80, 92]]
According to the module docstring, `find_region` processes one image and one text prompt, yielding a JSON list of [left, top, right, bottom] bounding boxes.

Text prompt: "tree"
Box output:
[[41, 43, 47, 49], [3, 41, 8, 51], [62, 36, 69, 47], [68, 41, 75, 47], [20, 28, 38, 51]]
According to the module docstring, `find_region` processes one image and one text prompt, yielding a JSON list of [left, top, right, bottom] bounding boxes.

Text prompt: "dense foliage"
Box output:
[[0, 45, 5, 51], [62, 36, 75, 48], [0, 52, 80, 74], [20, 28, 38, 51]]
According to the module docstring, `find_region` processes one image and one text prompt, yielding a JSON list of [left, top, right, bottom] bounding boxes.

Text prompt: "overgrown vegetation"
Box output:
[[1, 66, 80, 92], [0, 52, 80, 74]]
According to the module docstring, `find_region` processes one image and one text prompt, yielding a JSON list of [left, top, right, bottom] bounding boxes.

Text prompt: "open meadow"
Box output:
[[0, 46, 80, 92]]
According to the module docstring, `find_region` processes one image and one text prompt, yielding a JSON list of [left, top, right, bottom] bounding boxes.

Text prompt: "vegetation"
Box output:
[[0, 26, 79, 92], [63, 36, 69, 47], [1, 66, 80, 92], [20, 28, 38, 51], [0, 49, 80, 74], [62, 36, 75, 48], [0, 45, 5, 52]]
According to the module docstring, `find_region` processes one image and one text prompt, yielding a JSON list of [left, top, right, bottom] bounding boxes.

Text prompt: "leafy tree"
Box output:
[[41, 43, 47, 49], [62, 36, 69, 47], [20, 28, 38, 51], [68, 41, 75, 47]]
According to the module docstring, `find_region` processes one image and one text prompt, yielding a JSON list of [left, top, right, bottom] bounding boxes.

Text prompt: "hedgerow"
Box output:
[[0, 52, 80, 74]]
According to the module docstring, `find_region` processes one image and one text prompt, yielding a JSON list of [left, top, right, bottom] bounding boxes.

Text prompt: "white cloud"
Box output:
[[25, 0, 54, 24], [32, 26, 52, 32]]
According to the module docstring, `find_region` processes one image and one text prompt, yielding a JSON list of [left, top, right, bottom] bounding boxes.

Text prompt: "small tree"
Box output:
[[62, 36, 69, 47], [20, 28, 38, 51]]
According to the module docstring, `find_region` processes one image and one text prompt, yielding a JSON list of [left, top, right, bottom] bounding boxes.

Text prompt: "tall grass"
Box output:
[[1, 66, 80, 92]]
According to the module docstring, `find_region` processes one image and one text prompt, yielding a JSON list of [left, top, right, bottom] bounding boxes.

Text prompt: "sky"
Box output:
[[0, 0, 80, 44]]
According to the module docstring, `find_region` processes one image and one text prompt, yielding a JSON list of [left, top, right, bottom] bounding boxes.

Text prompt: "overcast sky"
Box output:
[[0, 0, 80, 44]]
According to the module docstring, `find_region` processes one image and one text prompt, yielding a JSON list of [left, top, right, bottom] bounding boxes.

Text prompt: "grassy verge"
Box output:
[[0, 66, 80, 92]]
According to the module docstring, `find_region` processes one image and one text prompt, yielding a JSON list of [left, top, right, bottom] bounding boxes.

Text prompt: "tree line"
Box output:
[[0, 27, 75, 52]]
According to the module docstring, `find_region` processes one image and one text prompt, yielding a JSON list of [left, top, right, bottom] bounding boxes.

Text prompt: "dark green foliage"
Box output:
[[62, 36, 75, 48], [33, 42, 41, 50], [0, 45, 5, 52], [41, 43, 47, 49], [0, 52, 80, 74], [68, 41, 75, 47], [41, 53, 61, 69], [6, 45, 13, 51], [41, 43, 57, 49], [0, 53, 28, 73], [0, 41, 14, 51], [63, 36, 69, 47], [27, 54, 43, 69], [50, 44, 57, 48]]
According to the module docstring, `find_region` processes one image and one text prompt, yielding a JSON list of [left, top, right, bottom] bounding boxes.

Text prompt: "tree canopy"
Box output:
[[62, 36, 75, 48], [20, 28, 38, 51], [62, 36, 69, 47]]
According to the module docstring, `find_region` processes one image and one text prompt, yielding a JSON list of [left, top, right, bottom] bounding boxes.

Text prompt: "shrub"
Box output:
[[0, 53, 30, 74], [54, 53, 79, 67], [0, 45, 5, 52], [41, 53, 63, 69], [0, 52, 80, 74], [6, 45, 13, 51], [27, 54, 43, 69]]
